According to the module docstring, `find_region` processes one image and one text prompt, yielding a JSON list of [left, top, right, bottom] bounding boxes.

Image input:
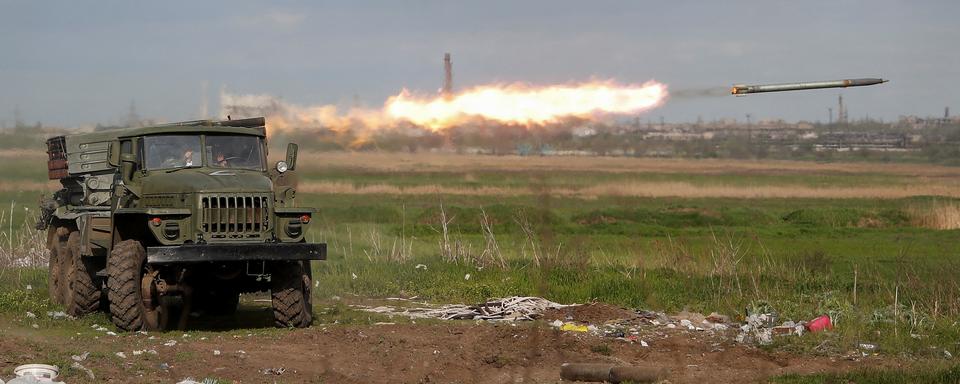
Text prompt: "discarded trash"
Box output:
[[176, 378, 220, 384], [415, 264, 427, 270], [355, 296, 571, 321], [945, 349, 953, 359], [24, 312, 36, 318], [559, 323, 590, 332], [45, 311, 69, 320], [858, 343, 877, 351], [464, 273, 471, 280], [351, 273, 357, 280], [115, 352, 127, 359], [260, 367, 286, 375], [71, 352, 89, 362], [807, 315, 833, 332], [10, 364, 62, 384], [164, 340, 178, 347]]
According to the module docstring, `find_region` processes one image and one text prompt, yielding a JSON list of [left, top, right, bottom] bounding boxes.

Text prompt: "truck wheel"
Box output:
[[47, 237, 66, 305], [107, 240, 162, 331], [63, 232, 102, 317], [270, 261, 313, 328]]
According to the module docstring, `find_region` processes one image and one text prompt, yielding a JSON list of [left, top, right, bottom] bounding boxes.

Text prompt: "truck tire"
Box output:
[[63, 232, 101, 317], [47, 237, 66, 305], [270, 261, 313, 328], [107, 239, 161, 331]]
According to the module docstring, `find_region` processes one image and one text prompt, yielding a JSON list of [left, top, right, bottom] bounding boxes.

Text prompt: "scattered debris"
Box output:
[[177, 378, 219, 384], [945, 349, 953, 359], [807, 315, 833, 332], [706, 312, 730, 324], [415, 264, 427, 270], [858, 343, 877, 351], [71, 361, 95, 380], [164, 340, 178, 347], [115, 352, 127, 359], [464, 273, 471, 280], [45, 311, 69, 320], [24, 312, 36, 318], [356, 296, 572, 321], [558, 323, 590, 332], [260, 367, 286, 375], [71, 352, 89, 362], [213, 350, 221, 356]]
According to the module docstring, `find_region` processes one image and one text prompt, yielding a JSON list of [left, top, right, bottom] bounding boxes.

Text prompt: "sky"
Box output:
[[1, 0, 957, 127]]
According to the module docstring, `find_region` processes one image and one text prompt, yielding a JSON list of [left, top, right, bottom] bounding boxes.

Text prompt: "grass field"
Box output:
[[2, 149, 960, 378]]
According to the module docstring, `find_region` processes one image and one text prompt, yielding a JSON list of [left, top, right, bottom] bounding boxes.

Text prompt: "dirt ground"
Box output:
[[0, 301, 898, 384]]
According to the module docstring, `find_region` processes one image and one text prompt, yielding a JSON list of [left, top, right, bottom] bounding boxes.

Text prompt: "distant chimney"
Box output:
[[442, 53, 453, 97]]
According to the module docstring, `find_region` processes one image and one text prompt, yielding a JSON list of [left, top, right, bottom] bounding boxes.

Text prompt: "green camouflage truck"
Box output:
[[37, 117, 325, 330]]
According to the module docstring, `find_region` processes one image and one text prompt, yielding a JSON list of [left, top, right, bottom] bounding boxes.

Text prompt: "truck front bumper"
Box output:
[[146, 242, 326, 264]]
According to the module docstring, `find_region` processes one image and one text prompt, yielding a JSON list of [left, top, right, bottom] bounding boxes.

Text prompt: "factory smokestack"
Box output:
[[442, 53, 453, 98]]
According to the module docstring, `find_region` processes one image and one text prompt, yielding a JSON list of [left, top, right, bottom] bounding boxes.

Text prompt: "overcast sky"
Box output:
[[1, 0, 957, 127]]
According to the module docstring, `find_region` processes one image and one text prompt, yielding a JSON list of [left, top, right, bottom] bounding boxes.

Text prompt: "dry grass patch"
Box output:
[[908, 200, 960, 229], [295, 151, 960, 178], [299, 180, 960, 199]]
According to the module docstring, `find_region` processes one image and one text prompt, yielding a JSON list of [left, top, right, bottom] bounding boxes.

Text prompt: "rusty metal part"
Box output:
[[560, 363, 667, 383], [141, 270, 159, 309]]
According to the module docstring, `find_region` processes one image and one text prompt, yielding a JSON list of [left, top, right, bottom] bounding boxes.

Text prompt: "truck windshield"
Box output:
[[144, 135, 203, 170], [205, 135, 265, 170]]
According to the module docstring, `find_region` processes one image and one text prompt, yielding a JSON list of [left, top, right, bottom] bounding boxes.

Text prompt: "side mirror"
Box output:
[[108, 140, 121, 167], [285, 143, 298, 171]]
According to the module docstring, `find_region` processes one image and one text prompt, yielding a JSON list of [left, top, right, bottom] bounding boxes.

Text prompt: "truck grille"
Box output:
[[200, 194, 271, 237]]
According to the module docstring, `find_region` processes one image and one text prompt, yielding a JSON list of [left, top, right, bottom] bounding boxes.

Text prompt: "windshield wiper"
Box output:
[[165, 165, 200, 173]]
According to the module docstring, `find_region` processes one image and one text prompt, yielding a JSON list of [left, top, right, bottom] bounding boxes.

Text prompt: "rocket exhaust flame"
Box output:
[[385, 81, 668, 130], [220, 79, 669, 139]]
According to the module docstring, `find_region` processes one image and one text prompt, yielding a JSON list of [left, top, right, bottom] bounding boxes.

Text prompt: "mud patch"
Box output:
[[543, 303, 639, 324]]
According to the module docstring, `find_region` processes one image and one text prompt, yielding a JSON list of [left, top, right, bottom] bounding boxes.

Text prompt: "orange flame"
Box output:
[[220, 79, 668, 141], [385, 80, 668, 131]]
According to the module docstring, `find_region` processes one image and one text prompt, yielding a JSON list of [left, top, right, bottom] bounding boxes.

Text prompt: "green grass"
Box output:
[[3, 151, 960, 361], [771, 365, 960, 384]]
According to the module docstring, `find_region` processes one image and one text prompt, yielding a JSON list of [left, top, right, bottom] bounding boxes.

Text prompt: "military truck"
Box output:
[[37, 117, 325, 331]]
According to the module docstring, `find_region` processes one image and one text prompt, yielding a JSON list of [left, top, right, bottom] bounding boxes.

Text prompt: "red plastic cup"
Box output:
[[807, 315, 832, 332]]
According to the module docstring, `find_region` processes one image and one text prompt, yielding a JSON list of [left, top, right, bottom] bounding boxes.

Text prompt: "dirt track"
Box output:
[[0, 303, 892, 384]]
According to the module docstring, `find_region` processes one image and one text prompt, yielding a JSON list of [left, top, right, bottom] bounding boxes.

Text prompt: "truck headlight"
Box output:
[[276, 161, 288, 173], [285, 220, 303, 237], [162, 222, 180, 240]]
